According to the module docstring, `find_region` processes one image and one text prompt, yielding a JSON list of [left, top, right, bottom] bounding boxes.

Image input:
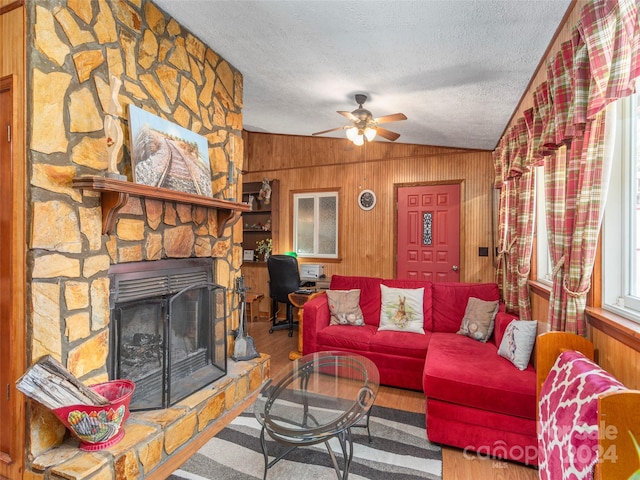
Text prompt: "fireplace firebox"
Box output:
[[108, 258, 226, 411]]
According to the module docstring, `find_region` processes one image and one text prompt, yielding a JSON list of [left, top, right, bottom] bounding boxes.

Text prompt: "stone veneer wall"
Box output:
[[26, 0, 245, 461]]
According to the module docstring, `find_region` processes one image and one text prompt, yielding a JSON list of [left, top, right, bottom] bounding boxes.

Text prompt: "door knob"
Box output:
[[452, 265, 459, 272]]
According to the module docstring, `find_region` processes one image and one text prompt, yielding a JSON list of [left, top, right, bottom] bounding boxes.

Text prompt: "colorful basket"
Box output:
[[53, 379, 135, 451]]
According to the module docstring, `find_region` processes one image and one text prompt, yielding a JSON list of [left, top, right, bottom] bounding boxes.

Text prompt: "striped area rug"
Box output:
[[168, 403, 442, 480]]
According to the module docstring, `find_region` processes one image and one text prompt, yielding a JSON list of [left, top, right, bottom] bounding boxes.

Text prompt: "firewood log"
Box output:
[[16, 355, 109, 410]]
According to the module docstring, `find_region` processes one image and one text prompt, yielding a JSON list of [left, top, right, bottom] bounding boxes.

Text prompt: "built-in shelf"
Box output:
[[241, 180, 278, 259], [72, 176, 250, 236]]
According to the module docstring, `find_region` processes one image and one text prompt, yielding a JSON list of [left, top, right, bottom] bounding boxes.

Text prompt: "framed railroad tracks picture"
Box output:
[[128, 105, 213, 197]]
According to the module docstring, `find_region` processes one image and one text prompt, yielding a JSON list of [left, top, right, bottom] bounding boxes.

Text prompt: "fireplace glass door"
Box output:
[[109, 259, 226, 411], [168, 284, 226, 406], [115, 299, 166, 409]]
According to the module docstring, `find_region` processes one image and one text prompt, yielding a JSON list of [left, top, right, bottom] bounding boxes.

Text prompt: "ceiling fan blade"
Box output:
[[337, 111, 359, 122], [375, 127, 401, 142], [373, 113, 407, 124], [312, 126, 346, 136]]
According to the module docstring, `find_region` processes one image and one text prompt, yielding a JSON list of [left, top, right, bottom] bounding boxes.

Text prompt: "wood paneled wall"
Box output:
[[591, 328, 640, 389], [242, 132, 496, 289], [1, 2, 26, 479], [531, 291, 550, 325]]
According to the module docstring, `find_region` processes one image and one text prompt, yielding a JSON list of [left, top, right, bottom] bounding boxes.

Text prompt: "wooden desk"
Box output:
[[301, 277, 331, 290], [288, 291, 324, 360]]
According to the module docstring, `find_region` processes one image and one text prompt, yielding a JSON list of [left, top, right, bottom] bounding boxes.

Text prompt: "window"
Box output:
[[535, 165, 553, 285], [293, 191, 339, 259], [602, 95, 640, 321]]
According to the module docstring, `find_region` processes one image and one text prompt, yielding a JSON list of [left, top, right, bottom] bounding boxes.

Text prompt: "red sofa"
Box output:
[[302, 274, 538, 465]]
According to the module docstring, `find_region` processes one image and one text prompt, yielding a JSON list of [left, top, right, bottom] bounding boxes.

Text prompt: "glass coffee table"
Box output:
[[254, 351, 380, 479]]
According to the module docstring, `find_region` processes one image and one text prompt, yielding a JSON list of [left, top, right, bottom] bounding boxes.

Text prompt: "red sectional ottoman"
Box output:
[[422, 320, 538, 465]]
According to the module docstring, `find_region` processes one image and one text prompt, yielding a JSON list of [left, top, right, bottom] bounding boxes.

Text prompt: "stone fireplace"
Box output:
[[23, 1, 269, 478], [109, 258, 227, 410]]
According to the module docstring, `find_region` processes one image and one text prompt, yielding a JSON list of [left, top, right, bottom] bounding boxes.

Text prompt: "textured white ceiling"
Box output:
[[154, 0, 571, 150]]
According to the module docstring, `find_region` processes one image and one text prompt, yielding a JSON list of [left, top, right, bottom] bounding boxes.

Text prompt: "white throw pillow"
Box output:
[[497, 320, 538, 370], [378, 285, 425, 334]]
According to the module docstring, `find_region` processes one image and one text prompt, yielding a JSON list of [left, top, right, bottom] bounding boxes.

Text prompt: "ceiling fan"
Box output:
[[312, 94, 407, 145]]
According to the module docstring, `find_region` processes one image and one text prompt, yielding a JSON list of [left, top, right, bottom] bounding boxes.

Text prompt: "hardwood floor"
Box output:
[[246, 318, 539, 480]]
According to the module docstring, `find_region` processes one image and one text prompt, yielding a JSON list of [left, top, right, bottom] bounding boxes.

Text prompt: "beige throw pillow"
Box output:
[[327, 289, 365, 326], [457, 297, 499, 342]]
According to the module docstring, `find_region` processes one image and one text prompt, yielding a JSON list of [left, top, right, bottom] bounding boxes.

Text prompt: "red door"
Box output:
[[397, 184, 460, 281]]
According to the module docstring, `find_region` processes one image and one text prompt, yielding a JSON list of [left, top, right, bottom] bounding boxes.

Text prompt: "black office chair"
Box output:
[[267, 254, 301, 337]]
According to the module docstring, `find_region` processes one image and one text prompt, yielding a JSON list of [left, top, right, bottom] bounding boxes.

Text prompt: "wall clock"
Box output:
[[358, 189, 377, 211]]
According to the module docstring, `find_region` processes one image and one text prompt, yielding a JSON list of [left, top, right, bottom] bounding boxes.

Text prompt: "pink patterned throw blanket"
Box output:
[[538, 350, 626, 480]]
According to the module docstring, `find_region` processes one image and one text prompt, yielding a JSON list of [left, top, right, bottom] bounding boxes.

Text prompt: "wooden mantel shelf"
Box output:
[[72, 176, 250, 236]]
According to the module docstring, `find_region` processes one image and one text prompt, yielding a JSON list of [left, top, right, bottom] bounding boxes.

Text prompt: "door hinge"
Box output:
[[6, 383, 10, 401], [6, 125, 10, 143]]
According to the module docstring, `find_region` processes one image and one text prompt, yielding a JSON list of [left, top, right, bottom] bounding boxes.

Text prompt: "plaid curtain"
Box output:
[[492, 0, 639, 332], [578, 0, 640, 119], [560, 111, 614, 333], [493, 141, 506, 294], [512, 110, 544, 320], [545, 1, 632, 333], [537, 81, 557, 154], [504, 180, 519, 311], [494, 133, 519, 311], [552, 42, 577, 143], [511, 170, 535, 319], [494, 183, 510, 304], [493, 118, 536, 316], [544, 147, 568, 329]]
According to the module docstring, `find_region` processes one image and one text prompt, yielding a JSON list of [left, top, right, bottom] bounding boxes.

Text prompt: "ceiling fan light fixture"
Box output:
[[364, 127, 376, 142], [312, 94, 406, 144], [346, 126, 359, 141]]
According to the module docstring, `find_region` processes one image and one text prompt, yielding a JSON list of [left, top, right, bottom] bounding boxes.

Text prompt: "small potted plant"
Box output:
[[255, 238, 272, 262]]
